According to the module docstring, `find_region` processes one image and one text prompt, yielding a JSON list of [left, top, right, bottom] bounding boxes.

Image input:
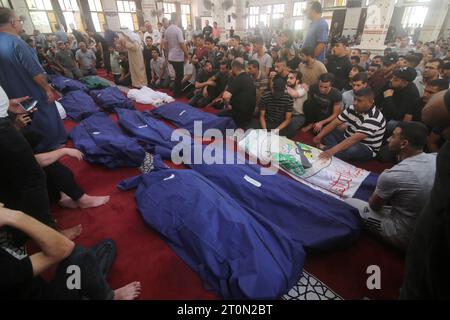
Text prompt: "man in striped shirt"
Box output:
[[258, 77, 294, 137], [313, 87, 386, 162]]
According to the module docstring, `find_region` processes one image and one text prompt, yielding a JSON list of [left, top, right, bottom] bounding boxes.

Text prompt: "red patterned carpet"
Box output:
[[52, 73, 403, 300]]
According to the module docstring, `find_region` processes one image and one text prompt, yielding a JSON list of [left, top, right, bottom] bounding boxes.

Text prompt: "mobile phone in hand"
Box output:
[[19, 97, 38, 112]]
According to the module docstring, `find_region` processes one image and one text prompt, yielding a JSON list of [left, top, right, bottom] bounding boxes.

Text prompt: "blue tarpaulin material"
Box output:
[[118, 167, 305, 299], [90, 87, 135, 111], [49, 74, 88, 94], [59, 90, 99, 122], [69, 112, 145, 168], [152, 102, 236, 135]]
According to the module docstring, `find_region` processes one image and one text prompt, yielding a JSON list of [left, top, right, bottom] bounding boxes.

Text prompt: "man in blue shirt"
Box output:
[[302, 1, 329, 63], [0, 8, 66, 152]]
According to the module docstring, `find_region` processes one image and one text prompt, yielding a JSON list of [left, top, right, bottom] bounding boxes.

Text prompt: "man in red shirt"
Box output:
[[193, 34, 209, 63]]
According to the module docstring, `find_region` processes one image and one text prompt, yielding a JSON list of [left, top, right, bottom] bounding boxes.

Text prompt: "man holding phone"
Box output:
[[0, 86, 82, 246], [0, 8, 66, 153], [14, 98, 36, 129]]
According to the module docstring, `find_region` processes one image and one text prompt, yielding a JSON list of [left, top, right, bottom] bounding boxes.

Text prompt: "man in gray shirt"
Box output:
[[163, 13, 188, 97], [75, 42, 97, 76], [55, 41, 81, 79], [346, 121, 436, 250], [251, 36, 272, 77], [149, 48, 169, 88], [342, 72, 368, 110]]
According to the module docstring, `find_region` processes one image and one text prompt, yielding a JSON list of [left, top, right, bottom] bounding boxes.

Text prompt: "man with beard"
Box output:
[[284, 70, 308, 137]]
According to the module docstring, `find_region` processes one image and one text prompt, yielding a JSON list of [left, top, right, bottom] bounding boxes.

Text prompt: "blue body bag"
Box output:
[[49, 74, 88, 94], [152, 102, 236, 135], [90, 87, 134, 111], [116, 108, 190, 158], [116, 111, 363, 251], [187, 144, 362, 253], [69, 112, 145, 168], [59, 90, 99, 122], [118, 167, 305, 299]]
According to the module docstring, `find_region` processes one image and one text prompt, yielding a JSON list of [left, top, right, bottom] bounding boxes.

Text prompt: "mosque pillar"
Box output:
[[418, 0, 449, 43], [358, 0, 396, 55]]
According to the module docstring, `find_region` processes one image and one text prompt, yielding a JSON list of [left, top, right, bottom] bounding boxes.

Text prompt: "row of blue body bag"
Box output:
[[69, 100, 375, 299]]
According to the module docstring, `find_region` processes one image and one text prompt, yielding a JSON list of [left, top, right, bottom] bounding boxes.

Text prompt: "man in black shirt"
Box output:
[[401, 89, 450, 299], [380, 67, 421, 135], [202, 20, 213, 38], [204, 61, 231, 108], [0, 205, 141, 300], [189, 60, 216, 108], [219, 58, 256, 128], [326, 37, 352, 92], [303, 72, 343, 133]]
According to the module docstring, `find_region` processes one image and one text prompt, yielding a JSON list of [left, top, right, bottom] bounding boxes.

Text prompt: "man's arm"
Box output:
[[182, 73, 192, 83], [368, 193, 388, 211], [180, 42, 189, 60], [264, 56, 273, 77], [422, 90, 450, 127], [32, 74, 58, 102], [319, 131, 368, 159], [195, 78, 211, 89], [35, 148, 83, 167], [149, 61, 155, 81], [367, 172, 396, 212], [176, 28, 189, 60], [316, 102, 342, 130], [159, 60, 166, 81], [223, 90, 232, 105], [75, 52, 81, 68], [314, 117, 343, 145], [259, 110, 267, 129], [286, 86, 307, 99], [162, 37, 167, 57], [52, 58, 65, 71], [0, 205, 75, 276], [403, 95, 421, 122], [381, 90, 399, 119], [91, 52, 96, 69], [276, 112, 293, 131]]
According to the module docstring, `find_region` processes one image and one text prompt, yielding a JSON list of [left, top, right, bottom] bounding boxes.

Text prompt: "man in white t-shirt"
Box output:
[[182, 54, 196, 96], [284, 70, 308, 138]]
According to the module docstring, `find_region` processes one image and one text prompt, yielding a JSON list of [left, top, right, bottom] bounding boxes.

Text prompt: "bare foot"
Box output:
[[60, 224, 83, 240], [59, 193, 78, 209], [78, 194, 110, 209], [301, 124, 313, 133], [114, 282, 141, 300]]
